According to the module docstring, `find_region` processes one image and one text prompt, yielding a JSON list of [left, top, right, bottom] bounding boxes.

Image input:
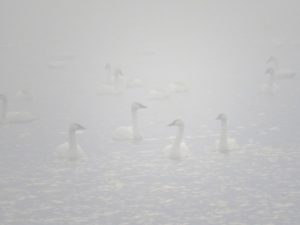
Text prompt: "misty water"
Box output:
[[1, 1, 300, 225]]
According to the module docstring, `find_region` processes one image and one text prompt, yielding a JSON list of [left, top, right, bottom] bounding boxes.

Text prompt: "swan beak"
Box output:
[[139, 104, 147, 109], [77, 124, 86, 130], [168, 121, 175, 126]]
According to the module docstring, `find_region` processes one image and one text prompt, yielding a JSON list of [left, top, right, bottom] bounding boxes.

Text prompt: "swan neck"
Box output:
[[220, 119, 228, 150], [131, 109, 140, 139], [173, 125, 184, 148], [68, 129, 77, 151]]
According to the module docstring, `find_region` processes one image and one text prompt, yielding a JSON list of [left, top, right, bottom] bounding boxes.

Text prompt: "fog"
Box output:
[[1, 0, 300, 224]]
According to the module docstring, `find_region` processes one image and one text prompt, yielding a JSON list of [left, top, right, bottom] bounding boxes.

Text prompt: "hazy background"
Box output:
[[0, 0, 300, 224]]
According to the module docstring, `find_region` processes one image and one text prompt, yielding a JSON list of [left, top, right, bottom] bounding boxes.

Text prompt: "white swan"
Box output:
[[104, 63, 113, 84], [98, 68, 124, 96], [167, 81, 189, 93], [0, 94, 37, 124], [55, 123, 87, 161], [266, 57, 297, 79], [216, 114, 239, 153], [148, 88, 171, 100], [163, 119, 190, 160], [126, 77, 143, 89], [112, 102, 147, 141], [261, 67, 296, 95]]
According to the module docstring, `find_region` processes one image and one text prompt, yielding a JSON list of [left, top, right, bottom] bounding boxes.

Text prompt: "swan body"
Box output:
[[98, 68, 124, 95], [163, 119, 190, 160], [112, 102, 147, 141], [126, 78, 143, 89], [261, 67, 295, 95], [55, 123, 87, 161], [167, 81, 189, 93], [148, 88, 171, 100], [0, 94, 37, 124], [216, 114, 238, 153], [266, 57, 297, 79]]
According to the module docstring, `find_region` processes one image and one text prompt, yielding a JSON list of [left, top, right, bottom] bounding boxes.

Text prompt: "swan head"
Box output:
[[132, 102, 147, 111], [168, 119, 184, 127], [266, 56, 277, 64], [266, 67, 275, 75], [70, 123, 86, 132], [216, 113, 227, 121], [114, 69, 124, 78]]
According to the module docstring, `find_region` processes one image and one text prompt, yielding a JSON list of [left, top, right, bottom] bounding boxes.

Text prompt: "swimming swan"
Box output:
[[148, 88, 171, 100], [266, 57, 297, 79], [55, 123, 87, 161], [0, 94, 37, 124], [163, 119, 190, 160], [167, 81, 189, 93], [112, 102, 147, 141], [216, 114, 238, 153], [98, 68, 124, 95]]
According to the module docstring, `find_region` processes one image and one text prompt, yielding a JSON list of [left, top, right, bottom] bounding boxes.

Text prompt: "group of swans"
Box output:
[[55, 99, 238, 162], [0, 94, 37, 125]]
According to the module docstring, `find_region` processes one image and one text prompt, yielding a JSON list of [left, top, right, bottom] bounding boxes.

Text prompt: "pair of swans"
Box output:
[[99, 63, 144, 95], [112, 102, 190, 159], [164, 114, 237, 160], [55, 123, 87, 161], [98, 63, 124, 96], [0, 94, 37, 125]]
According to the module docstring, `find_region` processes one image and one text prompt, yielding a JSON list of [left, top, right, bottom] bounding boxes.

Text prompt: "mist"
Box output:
[[1, 0, 300, 224]]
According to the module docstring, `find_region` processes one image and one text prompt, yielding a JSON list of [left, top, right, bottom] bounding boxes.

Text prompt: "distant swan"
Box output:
[[55, 123, 87, 161], [126, 77, 143, 89], [148, 88, 171, 100], [266, 56, 296, 79], [216, 114, 238, 153], [167, 81, 189, 93], [112, 102, 147, 141], [163, 119, 190, 160], [98, 68, 124, 95], [0, 94, 37, 124]]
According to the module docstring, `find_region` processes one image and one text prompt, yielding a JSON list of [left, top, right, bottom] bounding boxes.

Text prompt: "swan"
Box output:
[[261, 67, 295, 95], [266, 57, 297, 79], [98, 68, 124, 95], [0, 94, 37, 124], [112, 102, 147, 141], [126, 77, 143, 89], [266, 67, 296, 81], [163, 119, 190, 160], [167, 81, 189, 93], [104, 63, 113, 84], [147, 88, 171, 100], [55, 123, 87, 161], [216, 114, 239, 153]]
